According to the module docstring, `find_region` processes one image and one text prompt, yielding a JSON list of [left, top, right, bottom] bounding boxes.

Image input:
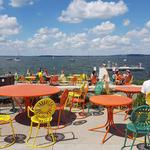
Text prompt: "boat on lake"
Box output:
[[106, 66, 145, 71], [106, 62, 144, 71], [14, 57, 21, 62]]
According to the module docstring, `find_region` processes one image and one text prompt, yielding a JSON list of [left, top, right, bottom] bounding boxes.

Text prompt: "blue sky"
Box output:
[[0, 0, 150, 56]]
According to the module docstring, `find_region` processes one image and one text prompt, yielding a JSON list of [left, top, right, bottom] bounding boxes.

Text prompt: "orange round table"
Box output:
[[0, 84, 60, 110], [89, 95, 133, 144], [115, 86, 141, 98]]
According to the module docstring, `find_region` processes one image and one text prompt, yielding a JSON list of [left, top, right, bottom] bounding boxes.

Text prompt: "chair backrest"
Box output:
[[60, 89, 69, 106], [124, 75, 133, 85], [33, 98, 56, 120], [70, 76, 78, 85], [82, 85, 89, 100], [50, 75, 59, 85], [131, 105, 150, 130], [78, 82, 85, 94], [94, 81, 104, 95]]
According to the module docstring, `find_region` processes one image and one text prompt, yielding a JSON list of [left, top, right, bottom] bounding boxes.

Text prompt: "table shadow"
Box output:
[[15, 110, 77, 127]]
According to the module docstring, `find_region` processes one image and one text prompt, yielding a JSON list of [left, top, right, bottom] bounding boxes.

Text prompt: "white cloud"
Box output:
[[58, 0, 128, 23], [0, 0, 4, 9], [2, 20, 150, 55], [0, 14, 21, 36], [146, 20, 150, 28], [89, 21, 115, 35], [9, 0, 35, 7], [123, 19, 130, 26]]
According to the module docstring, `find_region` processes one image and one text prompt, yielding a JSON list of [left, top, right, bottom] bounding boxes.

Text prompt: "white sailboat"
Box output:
[[14, 57, 20, 62]]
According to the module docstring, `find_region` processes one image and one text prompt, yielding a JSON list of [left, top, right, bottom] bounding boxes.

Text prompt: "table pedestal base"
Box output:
[[89, 107, 122, 144]]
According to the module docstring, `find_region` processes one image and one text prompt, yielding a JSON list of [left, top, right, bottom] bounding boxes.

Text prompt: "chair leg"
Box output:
[[26, 121, 33, 145], [57, 110, 62, 127], [121, 128, 128, 150], [10, 120, 15, 140], [81, 103, 85, 113], [70, 102, 73, 112], [0, 120, 15, 149], [87, 102, 92, 114], [130, 132, 137, 150], [33, 123, 40, 145], [47, 122, 56, 144]]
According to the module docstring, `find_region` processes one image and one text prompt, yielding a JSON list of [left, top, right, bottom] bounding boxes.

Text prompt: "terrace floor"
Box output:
[[0, 102, 148, 150]]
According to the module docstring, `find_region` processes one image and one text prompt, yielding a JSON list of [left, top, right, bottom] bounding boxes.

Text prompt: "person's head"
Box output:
[[101, 63, 106, 67], [61, 69, 64, 74], [126, 70, 131, 74], [115, 69, 119, 74]]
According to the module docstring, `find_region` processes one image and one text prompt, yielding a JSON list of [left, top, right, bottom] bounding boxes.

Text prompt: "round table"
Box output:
[[115, 86, 141, 98], [0, 84, 60, 110], [89, 95, 133, 144]]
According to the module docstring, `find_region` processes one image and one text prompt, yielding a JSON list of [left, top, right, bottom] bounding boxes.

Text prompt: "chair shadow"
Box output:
[[15, 110, 77, 127], [137, 143, 150, 150], [4, 134, 27, 143], [45, 132, 77, 142], [109, 123, 148, 138]]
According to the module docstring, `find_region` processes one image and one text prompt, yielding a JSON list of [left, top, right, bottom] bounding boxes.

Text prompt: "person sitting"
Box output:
[[26, 69, 31, 76], [114, 70, 124, 85], [37, 68, 43, 78], [90, 70, 98, 85], [123, 70, 133, 85], [59, 69, 67, 83]]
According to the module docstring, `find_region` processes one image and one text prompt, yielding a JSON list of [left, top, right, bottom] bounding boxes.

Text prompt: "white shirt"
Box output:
[[98, 67, 110, 82], [141, 79, 150, 94]]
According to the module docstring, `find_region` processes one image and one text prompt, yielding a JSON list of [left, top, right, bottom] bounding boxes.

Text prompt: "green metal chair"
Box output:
[[87, 81, 104, 113], [122, 105, 150, 150]]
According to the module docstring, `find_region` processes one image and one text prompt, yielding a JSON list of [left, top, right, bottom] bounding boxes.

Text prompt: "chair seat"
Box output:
[[0, 115, 11, 121], [68, 91, 80, 97], [31, 115, 52, 124], [72, 98, 84, 103], [127, 123, 150, 134], [56, 103, 64, 110]]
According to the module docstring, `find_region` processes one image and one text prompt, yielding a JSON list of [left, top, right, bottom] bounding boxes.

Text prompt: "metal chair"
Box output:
[[68, 82, 85, 105], [26, 98, 56, 148], [55, 89, 69, 128], [87, 81, 104, 113], [70, 85, 88, 116], [0, 114, 15, 148], [122, 105, 150, 150]]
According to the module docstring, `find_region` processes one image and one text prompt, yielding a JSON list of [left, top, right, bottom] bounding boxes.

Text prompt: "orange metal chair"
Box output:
[[70, 76, 78, 85], [39, 76, 47, 84], [50, 75, 59, 86], [55, 89, 69, 128]]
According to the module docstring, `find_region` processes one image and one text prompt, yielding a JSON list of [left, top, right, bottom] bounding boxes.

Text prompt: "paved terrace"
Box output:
[[0, 105, 147, 150]]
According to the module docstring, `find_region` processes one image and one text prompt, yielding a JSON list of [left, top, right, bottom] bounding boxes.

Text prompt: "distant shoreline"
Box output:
[[0, 54, 149, 57]]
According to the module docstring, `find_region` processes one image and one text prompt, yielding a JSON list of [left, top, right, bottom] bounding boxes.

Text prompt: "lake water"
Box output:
[[0, 55, 149, 80]]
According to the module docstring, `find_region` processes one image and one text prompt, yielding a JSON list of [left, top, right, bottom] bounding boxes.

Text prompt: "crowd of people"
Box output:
[[89, 64, 133, 86]]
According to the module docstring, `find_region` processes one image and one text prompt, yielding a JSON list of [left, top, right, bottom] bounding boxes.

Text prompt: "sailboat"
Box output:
[[14, 50, 21, 62], [14, 57, 20, 62]]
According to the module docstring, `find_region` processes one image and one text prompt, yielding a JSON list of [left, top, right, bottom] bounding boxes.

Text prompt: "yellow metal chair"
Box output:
[[67, 82, 85, 106], [0, 114, 15, 148], [26, 98, 56, 148], [70, 85, 88, 112]]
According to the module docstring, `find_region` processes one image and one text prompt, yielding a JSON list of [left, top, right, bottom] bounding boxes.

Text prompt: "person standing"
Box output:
[[98, 64, 110, 94], [141, 79, 150, 105]]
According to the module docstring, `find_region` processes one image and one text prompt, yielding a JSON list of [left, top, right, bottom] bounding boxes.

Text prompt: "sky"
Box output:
[[0, 0, 150, 56]]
